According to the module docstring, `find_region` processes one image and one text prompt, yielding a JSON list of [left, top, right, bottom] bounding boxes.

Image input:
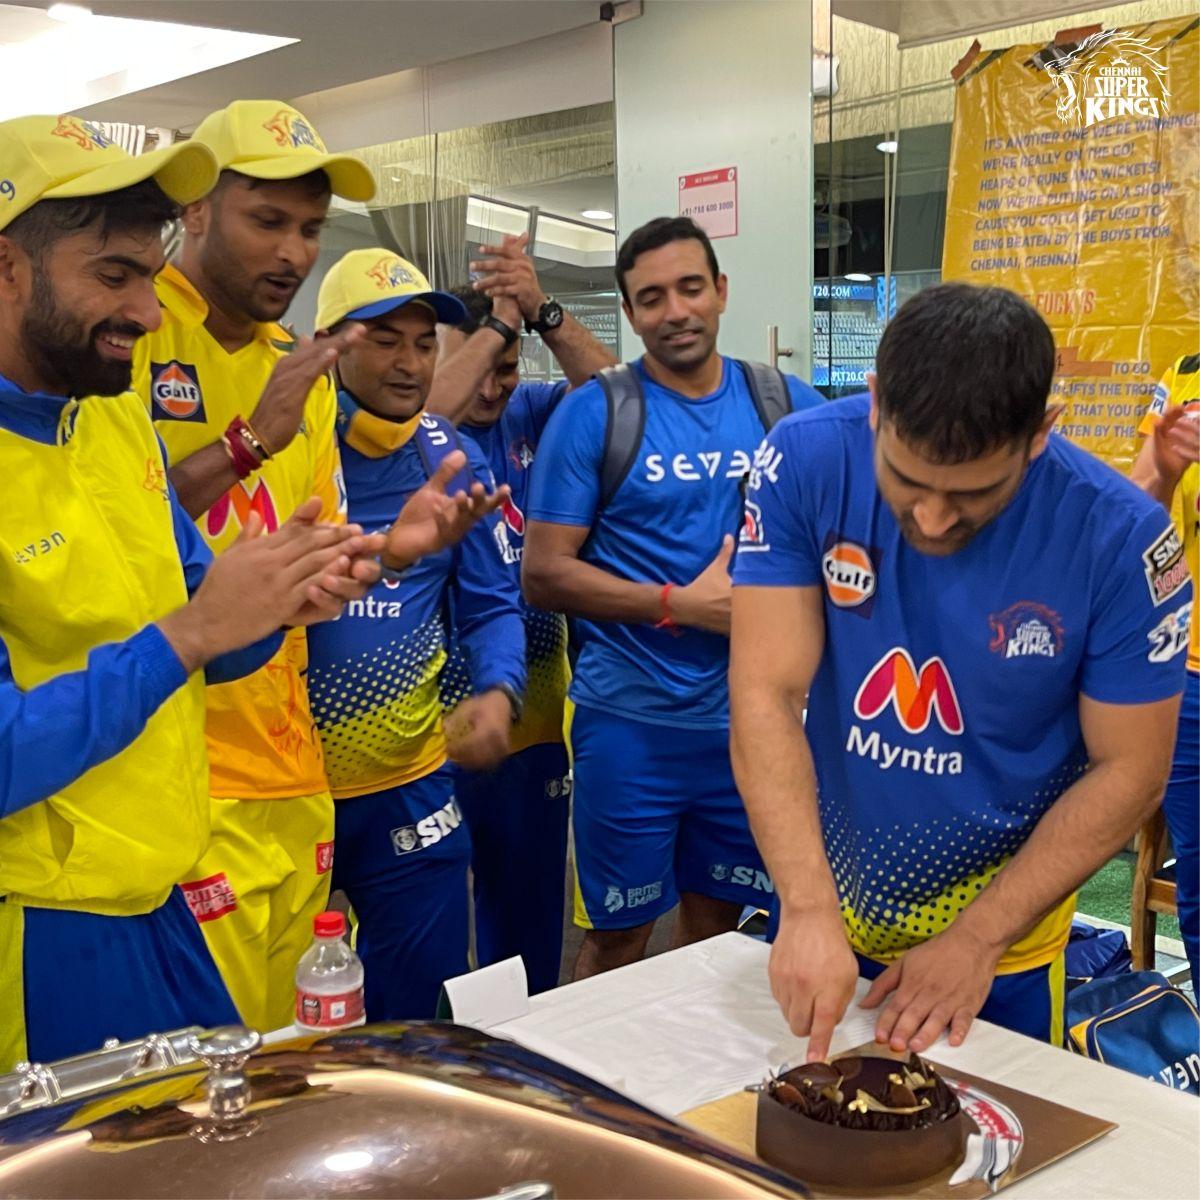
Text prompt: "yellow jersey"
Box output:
[[0, 387, 208, 914], [1140, 355, 1199, 673], [133, 264, 346, 799]]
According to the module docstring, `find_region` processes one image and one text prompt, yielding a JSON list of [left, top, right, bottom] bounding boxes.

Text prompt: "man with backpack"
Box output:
[[523, 216, 823, 978], [304, 248, 526, 1019]]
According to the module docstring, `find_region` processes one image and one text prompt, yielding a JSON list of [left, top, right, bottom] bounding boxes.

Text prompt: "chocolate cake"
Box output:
[[756, 1051, 970, 1189]]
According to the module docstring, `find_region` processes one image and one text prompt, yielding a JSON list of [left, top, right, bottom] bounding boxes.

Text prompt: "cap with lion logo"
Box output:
[[0, 114, 217, 233], [190, 100, 375, 202], [316, 248, 467, 330]]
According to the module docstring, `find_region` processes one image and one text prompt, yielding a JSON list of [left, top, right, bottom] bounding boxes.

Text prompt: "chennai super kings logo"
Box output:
[[1047, 30, 1169, 129]]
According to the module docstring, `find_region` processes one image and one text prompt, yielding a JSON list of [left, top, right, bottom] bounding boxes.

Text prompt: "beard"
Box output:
[[20, 273, 137, 398], [199, 220, 301, 325]]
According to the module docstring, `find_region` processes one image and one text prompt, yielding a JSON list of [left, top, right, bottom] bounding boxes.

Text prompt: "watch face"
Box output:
[[540, 300, 565, 330]]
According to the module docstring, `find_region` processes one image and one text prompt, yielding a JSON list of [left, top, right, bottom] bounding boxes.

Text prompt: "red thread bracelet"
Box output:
[[222, 427, 260, 479], [654, 582, 681, 635]]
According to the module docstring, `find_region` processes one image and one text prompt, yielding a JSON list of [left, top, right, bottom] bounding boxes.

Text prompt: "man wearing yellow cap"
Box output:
[[305, 249, 527, 1019], [130, 101, 379, 1032], [0, 115, 383, 1067]]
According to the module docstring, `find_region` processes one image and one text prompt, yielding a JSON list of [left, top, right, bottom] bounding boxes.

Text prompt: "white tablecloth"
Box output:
[[492, 932, 1200, 1199]]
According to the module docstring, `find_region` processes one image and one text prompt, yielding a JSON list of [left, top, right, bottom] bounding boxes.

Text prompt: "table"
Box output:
[[492, 932, 1200, 1199]]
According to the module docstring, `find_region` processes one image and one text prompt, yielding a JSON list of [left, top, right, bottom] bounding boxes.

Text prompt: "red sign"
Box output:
[[678, 166, 738, 239]]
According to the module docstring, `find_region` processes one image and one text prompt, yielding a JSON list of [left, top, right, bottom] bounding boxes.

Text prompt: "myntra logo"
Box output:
[[853, 648, 964, 735], [206, 479, 279, 539]]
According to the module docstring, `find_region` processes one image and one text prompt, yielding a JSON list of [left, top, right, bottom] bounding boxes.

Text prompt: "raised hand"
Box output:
[[382, 450, 510, 571]]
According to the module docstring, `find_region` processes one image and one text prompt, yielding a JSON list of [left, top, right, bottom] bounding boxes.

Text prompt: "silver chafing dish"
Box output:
[[0, 1023, 808, 1198]]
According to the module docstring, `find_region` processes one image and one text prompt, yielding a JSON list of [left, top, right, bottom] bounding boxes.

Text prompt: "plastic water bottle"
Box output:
[[294, 911, 365, 1032]]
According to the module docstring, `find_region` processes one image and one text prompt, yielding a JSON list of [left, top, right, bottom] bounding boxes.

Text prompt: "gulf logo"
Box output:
[[822, 540, 876, 607], [150, 360, 205, 421]]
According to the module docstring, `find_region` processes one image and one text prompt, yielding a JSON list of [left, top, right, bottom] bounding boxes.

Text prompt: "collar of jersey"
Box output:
[[336, 388, 422, 458], [0, 372, 82, 445], [157, 263, 291, 348]]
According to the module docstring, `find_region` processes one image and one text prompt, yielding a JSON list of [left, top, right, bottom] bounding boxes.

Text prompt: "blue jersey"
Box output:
[[443, 381, 570, 751], [306, 397, 525, 799], [527, 356, 822, 728], [732, 394, 1192, 971]]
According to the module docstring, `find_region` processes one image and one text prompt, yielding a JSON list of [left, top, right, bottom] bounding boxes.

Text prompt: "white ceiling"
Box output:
[[4, 0, 603, 129]]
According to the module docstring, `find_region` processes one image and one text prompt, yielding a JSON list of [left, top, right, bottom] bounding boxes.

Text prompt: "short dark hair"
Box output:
[[447, 284, 492, 333], [217, 168, 331, 200], [4, 178, 180, 262], [873, 283, 1055, 463], [615, 216, 720, 304]]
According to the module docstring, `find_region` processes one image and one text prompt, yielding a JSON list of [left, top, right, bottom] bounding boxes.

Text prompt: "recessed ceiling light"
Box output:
[[47, 3, 92, 20], [581, 208, 613, 220], [845, 273, 872, 282], [876, 140, 898, 154]]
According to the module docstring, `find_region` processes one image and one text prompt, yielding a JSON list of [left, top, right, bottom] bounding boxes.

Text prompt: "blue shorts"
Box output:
[[455, 741, 570, 995], [570, 704, 769, 930], [855, 952, 1066, 1045], [332, 766, 471, 1021], [1162, 670, 1199, 984], [17, 888, 237, 1066]]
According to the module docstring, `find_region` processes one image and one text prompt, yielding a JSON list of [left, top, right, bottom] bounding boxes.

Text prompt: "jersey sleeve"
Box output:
[[451, 441, 527, 697], [785, 375, 825, 413], [0, 625, 186, 820], [1138, 363, 1177, 437], [1080, 506, 1192, 704], [308, 376, 348, 525], [526, 381, 606, 527], [732, 415, 823, 588], [513, 380, 570, 442]]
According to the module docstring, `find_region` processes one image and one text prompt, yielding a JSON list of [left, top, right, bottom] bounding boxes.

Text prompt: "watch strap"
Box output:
[[482, 314, 519, 347]]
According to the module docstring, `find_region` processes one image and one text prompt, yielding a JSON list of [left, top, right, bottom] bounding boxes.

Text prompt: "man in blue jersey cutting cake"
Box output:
[[522, 216, 823, 978], [730, 283, 1190, 1058]]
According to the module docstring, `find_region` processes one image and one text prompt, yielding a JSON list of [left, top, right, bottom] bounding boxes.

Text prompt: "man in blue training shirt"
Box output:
[[428, 235, 616, 993], [730, 283, 1190, 1060], [306, 249, 526, 1020], [523, 216, 823, 978]]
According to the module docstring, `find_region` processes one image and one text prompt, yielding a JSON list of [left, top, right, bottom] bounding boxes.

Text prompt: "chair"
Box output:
[[1130, 807, 1179, 972]]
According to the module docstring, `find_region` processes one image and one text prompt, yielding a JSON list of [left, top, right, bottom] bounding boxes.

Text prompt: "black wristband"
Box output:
[[482, 314, 519, 347]]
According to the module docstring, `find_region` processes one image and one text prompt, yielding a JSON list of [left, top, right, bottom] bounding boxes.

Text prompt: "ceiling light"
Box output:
[[47, 3, 92, 20], [845, 273, 872, 282], [324, 1151, 374, 1173], [876, 140, 898, 154], [581, 209, 613, 221]]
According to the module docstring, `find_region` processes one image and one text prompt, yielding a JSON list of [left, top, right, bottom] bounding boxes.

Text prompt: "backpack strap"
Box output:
[[413, 412, 474, 496], [597, 363, 646, 512], [737, 359, 792, 432]]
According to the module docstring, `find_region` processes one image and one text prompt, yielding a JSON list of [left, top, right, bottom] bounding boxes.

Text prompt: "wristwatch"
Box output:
[[492, 683, 525, 724], [482, 314, 519, 347], [526, 297, 565, 336]]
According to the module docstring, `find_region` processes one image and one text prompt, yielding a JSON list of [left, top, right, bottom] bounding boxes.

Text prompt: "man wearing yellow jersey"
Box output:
[[0, 115, 384, 1068], [131, 100, 378, 1032], [1133, 354, 1199, 987]]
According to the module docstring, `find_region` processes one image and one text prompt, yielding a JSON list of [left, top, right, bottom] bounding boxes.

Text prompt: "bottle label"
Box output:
[[296, 987, 365, 1029]]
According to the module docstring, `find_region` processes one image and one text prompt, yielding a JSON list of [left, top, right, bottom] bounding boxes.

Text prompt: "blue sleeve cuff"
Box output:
[[130, 623, 189, 697]]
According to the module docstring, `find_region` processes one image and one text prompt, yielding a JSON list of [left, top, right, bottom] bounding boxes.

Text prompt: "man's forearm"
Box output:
[[954, 756, 1167, 953], [1129, 453, 1180, 510], [731, 685, 841, 915], [542, 314, 617, 389], [427, 328, 509, 425], [169, 441, 241, 520], [522, 553, 660, 624]]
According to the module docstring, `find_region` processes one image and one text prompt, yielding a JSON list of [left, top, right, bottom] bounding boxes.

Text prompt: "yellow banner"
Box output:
[[942, 16, 1199, 471]]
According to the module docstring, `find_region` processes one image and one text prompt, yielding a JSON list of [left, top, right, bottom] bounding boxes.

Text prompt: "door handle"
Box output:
[[767, 324, 794, 364]]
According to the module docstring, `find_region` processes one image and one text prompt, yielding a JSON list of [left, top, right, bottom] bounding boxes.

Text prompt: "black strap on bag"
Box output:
[[596, 359, 790, 511]]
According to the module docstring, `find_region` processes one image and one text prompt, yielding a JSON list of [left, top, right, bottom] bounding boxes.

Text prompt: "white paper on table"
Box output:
[[442, 955, 531, 1028]]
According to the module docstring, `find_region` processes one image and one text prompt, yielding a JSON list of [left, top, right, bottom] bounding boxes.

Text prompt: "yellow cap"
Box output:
[[191, 100, 375, 202], [0, 114, 217, 234], [317, 248, 468, 331]]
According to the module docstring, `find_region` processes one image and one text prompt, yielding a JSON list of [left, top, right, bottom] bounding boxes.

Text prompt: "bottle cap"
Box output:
[[314, 911, 345, 938]]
